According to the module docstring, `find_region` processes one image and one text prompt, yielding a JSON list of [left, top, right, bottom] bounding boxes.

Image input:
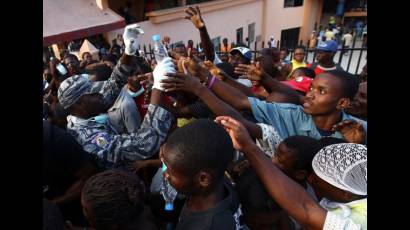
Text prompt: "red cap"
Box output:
[[283, 76, 313, 93]]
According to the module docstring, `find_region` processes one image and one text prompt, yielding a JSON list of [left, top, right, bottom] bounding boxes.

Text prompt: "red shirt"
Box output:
[[307, 63, 338, 76]]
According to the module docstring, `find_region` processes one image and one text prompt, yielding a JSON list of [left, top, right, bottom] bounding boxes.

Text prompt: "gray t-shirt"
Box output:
[[176, 183, 246, 230]]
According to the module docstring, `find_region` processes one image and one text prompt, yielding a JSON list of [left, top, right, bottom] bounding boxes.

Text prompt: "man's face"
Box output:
[[293, 48, 305, 63], [279, 51, 287, 60], [43, 69, 52, 82], [78, 93, 106, 117], [64, 57, 80, 76], [161, 147, 198, 195], [127, 74, 142, 91], [346, 82, 367, 116], [228, 52, 247, 67], [310, 173, 347, 202], [173, 46, 187, 57], [271, 143, 298, 178], [290, 69, 303, 80], [303, 74, 344, 115], [316, 50, 334, 64], [84, 53, 92, 62]]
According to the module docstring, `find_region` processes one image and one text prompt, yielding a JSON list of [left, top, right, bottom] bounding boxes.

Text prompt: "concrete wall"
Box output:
[[105, 0, 324, 50], [300, 0, 322, 45], [262, 0, 304, 44], [107, 0, 263, 49]]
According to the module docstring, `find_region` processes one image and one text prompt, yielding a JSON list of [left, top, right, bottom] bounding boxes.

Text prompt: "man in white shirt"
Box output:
[[325, 28, 335, 41], [342, 31, 353, 56]]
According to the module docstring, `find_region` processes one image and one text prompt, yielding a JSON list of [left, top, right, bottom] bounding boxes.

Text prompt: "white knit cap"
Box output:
[[312, 143, 367, 196]]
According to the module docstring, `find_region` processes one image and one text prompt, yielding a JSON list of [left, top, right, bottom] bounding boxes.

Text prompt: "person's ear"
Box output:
[[197, 171, 212, 188], [293, 170, 309, 181], [336, 98, 350, 110]]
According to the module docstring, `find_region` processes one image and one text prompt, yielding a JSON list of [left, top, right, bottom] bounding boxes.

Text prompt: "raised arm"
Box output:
[[161, 70, 262, 139], [184, 6, 215, 62], [236, 62, 303, 104], [216, 116, 327, 230], [100, 24, 145, 107]]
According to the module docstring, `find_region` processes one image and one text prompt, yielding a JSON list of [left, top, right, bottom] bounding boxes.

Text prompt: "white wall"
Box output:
[[107, 0, 263, 49], [263, 0, 304, 44]]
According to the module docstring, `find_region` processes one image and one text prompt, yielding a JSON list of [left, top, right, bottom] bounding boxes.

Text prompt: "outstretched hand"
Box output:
[[137, 72, 153, 86], [184, 6, 205, 29], [331, 120, 366, 144], [160, 72, 202, 94], [214, 116, 254, 152], [235, 62, 264, 82]]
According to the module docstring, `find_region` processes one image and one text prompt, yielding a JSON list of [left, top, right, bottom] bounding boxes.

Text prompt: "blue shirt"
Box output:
[[248, 97, 367, 143]]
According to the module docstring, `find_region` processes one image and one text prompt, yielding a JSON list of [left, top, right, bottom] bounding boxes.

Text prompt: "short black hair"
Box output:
[[165, 119, 234, 182], [326, 70, 359, 100], [85, 63, 113, 81], [235, 167, 280, 214], [82, 52, 92, 60], [174, 43, 186, 49], [102, 54, 118, 65], [318, 137, 347, 148], [293, 67, 316, 78], [282, 135, 323, 173], [82, 170, 145, 230], [270, 48, 280, 62], [294, 45, 306, 52], [255, 55, 278, 78], [64, 53, 79, 62]]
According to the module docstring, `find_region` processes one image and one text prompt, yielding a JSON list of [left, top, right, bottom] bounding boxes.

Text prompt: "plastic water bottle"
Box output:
[[152, 34, 169, 63], [160, 163, 177, 211], [161, 177, 177, 211]]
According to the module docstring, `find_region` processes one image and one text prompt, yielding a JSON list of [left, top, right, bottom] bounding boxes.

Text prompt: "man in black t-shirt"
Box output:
[[161, 120, 245, 230]]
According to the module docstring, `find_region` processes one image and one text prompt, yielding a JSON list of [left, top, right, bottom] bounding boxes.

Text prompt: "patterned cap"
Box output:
[[312, 143, 367, 196], [57, 74, 104, 109], [230, 47, 252, 61]]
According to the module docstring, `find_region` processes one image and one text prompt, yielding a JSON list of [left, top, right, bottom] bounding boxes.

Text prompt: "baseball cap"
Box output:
[[230, 47, 252, 61], [283, 76, 313, 93], [57, 74, 105, 109], [317, 40, 338, 52]]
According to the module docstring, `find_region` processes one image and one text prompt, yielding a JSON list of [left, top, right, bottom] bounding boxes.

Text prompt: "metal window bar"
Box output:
[[136, 40, 366, 72], [355, 46, 364, 75], [346, 34, 358, 72]]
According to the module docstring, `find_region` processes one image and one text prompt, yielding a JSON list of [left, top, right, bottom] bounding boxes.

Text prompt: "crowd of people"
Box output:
[[43, 5, 367, 230], [308, 16, 367, 51]]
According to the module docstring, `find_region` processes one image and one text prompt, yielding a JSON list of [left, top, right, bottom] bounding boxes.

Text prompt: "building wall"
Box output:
[[107, 0, 263, 49], [262, 0, 304, 44], [105, 0, 324, 50], [109, 0, 262, 47], [300, 0, 323, 45]]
